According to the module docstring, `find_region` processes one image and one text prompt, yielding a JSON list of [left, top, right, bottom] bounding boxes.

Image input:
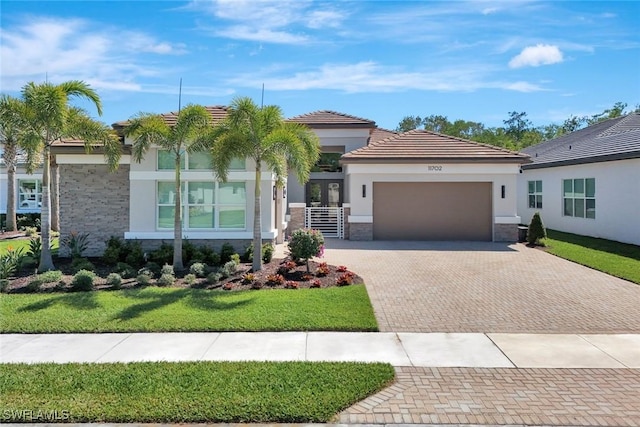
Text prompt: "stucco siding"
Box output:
[[518, 158, 640, 245]]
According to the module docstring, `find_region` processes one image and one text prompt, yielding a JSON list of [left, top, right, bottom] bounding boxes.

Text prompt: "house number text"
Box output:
[[428, 165, 443, 171]]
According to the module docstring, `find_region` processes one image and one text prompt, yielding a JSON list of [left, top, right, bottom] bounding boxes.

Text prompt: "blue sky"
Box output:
[[1, 0, 639, 130]]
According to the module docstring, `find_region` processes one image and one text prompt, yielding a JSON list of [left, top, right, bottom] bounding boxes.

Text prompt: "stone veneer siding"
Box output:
[[59, 164, 130, 257], [494, 223, 518, 242], [287, 205, 305, 237], [349, 222, 373, 241]]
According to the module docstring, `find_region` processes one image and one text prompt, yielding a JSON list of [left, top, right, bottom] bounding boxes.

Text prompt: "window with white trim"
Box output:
[[157, 150, 245, 170], [563, 178, 595, 219], [157, 181, 246, 230], [527, 180, 542, 209], [18, 179, 42, 210]]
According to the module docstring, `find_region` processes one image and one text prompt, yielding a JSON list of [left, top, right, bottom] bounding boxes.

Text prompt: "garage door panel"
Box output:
[[373, 182, 492, 241]]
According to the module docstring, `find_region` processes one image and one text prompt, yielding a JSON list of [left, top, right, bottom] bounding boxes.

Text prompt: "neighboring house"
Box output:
[[0, 150, 43, 216], [517, 113, 640, 246]]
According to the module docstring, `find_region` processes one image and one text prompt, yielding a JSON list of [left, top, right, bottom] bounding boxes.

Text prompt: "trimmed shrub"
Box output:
[[137, 267, 155, 279], [200, 246, 220, 266], [262, 242, 275, 264], [288, 228, 325, 272], [24, 226, 38, 237], [26, 278, 43, 293], [220, 261, 238, 279], [528, 212, 547, 245], [37, 270, 63, 284], [106, 273, 123, 289], [115, 262, 136, 279], [124, 240, 145, 267], [161, 264, 175, 276], [136, 273, 152, 286], [189, 262, 207, 278], [220, 242, 235, 264], [71, 269, 96, 292], [230, 253, 240, 265], [183, 273, 197, 285], [71, 258, 95, 274], [207, 271, 222, 284], [102, 236, 124, 265], [157, 273, 175, 287]]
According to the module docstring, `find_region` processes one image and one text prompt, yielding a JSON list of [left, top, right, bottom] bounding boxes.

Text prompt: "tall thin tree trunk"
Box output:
[[50, 157, 60, 232], [6, 162, 17, 231], [252, 161, 262, 272], [38, 144, 55, 272], [173, 152, 184, 271]]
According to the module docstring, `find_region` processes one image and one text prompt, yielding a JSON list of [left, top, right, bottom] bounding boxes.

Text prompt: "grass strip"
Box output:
[[0, 361, 395, 423], [544, 229, 640, 284], [0, 285, 378, 333]]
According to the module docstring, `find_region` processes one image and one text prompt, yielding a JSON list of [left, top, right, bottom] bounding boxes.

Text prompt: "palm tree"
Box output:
[[208, 97, 320, 271], [19, 80, 121, 272], [0, 95, 26, 232], [125, 104, 212, 271]]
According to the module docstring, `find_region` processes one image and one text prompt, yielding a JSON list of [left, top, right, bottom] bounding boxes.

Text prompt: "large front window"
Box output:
[[157, 181, 246, 230], [18, 179, 42, 210], [563, 178, 595, 219], [157, 150, 245, 171]]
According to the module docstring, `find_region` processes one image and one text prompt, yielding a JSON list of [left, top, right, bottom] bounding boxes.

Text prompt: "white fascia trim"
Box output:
[[348, 215, 373, 223], [56, 154, 131, 165], [494, 216, 522, 224], [124, 231, 277, 240], [130, 171, 257, 180], [289, 202, 307, 208], [342, 203, 351, 208]]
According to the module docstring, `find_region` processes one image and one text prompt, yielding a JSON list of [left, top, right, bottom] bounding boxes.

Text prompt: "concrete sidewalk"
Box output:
[[2, 332, 639, 367]]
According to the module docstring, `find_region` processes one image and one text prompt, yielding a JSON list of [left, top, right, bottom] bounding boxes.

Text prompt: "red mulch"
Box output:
[[4, 256, 363, 294]]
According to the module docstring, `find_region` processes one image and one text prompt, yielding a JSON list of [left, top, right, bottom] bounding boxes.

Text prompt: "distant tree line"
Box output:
[[395, 102, 640, 151]]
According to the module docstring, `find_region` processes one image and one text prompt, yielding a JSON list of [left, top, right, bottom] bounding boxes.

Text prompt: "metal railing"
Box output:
[[305, 207, 344, 238]]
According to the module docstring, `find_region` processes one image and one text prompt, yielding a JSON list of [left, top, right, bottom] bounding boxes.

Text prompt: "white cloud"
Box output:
[[0, 16, 187, 93], [508, 44, 564, 68], [191, 0, 348, 44], [227, 61, 545, 93]]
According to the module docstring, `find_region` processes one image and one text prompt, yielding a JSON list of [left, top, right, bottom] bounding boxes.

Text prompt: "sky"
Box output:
[[1, 0, 639, 131]]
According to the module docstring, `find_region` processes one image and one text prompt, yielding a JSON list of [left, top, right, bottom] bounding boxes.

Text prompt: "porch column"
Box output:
[[287, 202, 306, 238]]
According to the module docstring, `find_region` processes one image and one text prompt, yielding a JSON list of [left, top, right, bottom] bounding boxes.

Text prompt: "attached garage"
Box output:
[[373, 182, 492, 240], [342, 129, 531, 242]]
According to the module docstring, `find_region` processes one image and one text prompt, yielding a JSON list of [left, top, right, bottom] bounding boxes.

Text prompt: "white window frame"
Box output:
[[157, 181, 247, 231], [562, 178, 595, 219], [17, 179, 42, 211], [527, 180, 542, 209]]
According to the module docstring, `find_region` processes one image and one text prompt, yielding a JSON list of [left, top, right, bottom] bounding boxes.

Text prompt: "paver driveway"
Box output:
[[321, 240, 640, 333]]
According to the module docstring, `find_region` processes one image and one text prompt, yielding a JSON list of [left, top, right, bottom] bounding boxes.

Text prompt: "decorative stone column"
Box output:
[[287, 203, 306, 237], [342, 204, 350, 240]]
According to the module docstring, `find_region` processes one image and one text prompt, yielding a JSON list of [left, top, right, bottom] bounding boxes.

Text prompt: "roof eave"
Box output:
[[341, 156, 532, 165], [522, 151, 640, 170]]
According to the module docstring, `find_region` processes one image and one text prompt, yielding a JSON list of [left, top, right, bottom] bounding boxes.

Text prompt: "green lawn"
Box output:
[[544, 229, 640, 284], [0, 237, 59, 255], [0, 285, 378, 333], [0, 361, 395, 423]]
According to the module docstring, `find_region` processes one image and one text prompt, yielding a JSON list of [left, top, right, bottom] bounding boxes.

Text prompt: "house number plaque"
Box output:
[[428, 165, 443, 171]]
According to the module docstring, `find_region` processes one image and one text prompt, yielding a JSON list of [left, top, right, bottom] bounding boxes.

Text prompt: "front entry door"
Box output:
[[306, 180, 343, 207]]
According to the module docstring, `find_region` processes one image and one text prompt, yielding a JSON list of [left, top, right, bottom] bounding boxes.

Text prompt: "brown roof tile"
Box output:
[[369, 127, 398, 143], [342, 129, 531, 164], [288, 110, 376, 128], [112, 106, 229, 131]]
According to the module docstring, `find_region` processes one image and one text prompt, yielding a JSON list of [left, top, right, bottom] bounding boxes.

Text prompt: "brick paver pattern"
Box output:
[[322, 240, 640, 333], [339, 367, 640, 426]]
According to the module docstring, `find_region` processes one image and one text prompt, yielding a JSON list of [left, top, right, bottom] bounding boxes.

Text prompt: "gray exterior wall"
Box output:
[[59, 163, 130, 257]]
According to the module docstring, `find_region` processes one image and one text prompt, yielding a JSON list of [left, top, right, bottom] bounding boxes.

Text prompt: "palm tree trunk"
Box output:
[[252, 161, 262, 272], [173, 153, 184, 271], [6, 162, 17, 231], [38, 144, 55, 272], [50, 157, 60, 232]]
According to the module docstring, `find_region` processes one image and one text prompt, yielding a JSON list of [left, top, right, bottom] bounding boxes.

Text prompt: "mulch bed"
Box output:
[[4, 255, 363, 294]]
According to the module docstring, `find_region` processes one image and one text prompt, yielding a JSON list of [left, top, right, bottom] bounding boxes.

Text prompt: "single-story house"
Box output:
[[517, 113, 640, 246], [4, 107, 531, 255]]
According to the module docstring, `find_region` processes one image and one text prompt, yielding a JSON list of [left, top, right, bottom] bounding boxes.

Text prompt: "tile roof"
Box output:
[[341, 129, 530, 164], [112, 106, 229, 132], [521, 113, 640, 169], [369, 127, 398, 143], [288, 110, 376, 128]]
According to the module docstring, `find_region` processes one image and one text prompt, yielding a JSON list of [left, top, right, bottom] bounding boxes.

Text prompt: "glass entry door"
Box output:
[[306, 180, 343, 207]]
